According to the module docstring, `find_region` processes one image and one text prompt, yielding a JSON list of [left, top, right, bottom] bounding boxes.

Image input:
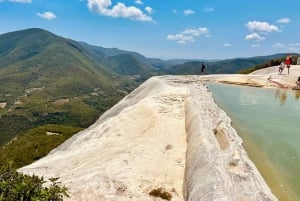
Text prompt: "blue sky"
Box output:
[[0, 0, 300, 59]]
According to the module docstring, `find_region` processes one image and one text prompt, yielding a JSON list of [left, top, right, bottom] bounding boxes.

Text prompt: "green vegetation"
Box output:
[[100, 54, 157, 79], [0, 125, 82, 168], [0, 28, 143, 147], [0, 28, 150, 170], [238, 58, 282, 74], [0, 91, 124, 146], [0, 161, 68, 201]]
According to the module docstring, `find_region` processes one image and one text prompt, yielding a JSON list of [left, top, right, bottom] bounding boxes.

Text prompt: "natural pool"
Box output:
[[206, 82, 300, 201]]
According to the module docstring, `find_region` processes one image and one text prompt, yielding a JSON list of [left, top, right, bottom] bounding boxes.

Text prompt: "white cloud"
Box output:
[[245, 21, 279, 32], [272, 43, 300, 52], [184, 9, 195, 16], [167, 27, 209, 44], [203, 7, 214, 12], [223, 43, 231, 47], [181, 28, 209, 36], [87, 0, 153, 22], [8, 0, 31, 3], [251, 44, 261, 48], [37, 12, 56, 20], [245, 33, 265, 41], [134, 0, 143, 5], [273, 43, 285, 49], [276, 18, 290, 24], [288, 43, 300, 52], [167, 34, 194, 44], [145, 6, 153, 14]]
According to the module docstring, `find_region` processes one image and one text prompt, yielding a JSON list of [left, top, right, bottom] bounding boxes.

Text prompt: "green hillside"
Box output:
[[0, 28, 148, 146], [78, 42, 163, 73], [101, 54, 157, 79]]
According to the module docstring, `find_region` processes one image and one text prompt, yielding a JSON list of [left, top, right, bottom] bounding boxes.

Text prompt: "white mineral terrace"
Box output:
[[19, 71, 287, 201]]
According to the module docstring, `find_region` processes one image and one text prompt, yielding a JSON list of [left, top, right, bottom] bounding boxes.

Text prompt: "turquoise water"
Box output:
[[206, 82, 300, 201]]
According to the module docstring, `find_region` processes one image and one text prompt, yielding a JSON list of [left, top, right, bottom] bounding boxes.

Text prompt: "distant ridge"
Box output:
[[164, 53, 300, 75]]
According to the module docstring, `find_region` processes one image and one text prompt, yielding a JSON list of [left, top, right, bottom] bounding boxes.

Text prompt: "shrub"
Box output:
[[0, 161, 69, 201], [149, 187, 172, 201]]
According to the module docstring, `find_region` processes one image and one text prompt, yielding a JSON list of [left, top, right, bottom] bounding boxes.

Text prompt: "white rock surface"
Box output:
[[200, 65, 300, 89], [20, 75, 278, 201]]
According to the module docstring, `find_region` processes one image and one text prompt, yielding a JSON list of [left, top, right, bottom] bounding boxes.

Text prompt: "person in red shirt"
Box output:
[[285, 54, 292, 74]]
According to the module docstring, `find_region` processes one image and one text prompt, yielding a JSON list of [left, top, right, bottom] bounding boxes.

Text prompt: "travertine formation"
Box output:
[[200, 65, 300, 89], [180, 76, 277, 201], [20, 74, 280, 201]]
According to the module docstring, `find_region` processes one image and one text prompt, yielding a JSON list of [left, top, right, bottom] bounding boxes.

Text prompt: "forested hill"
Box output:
[[0, 28, 158, 146], [0, 28, 161, 167]]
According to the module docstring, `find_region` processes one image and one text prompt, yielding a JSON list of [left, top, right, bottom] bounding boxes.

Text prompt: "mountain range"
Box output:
[[0, 28, 154, 145], [0, 28, 294, 167]]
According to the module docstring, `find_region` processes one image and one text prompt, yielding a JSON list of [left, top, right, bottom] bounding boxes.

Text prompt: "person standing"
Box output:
[[296, 76, 300, 87], [279, 61, 285, 74], [285, 54, 291, 74], [201, 62, 206, 74]]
